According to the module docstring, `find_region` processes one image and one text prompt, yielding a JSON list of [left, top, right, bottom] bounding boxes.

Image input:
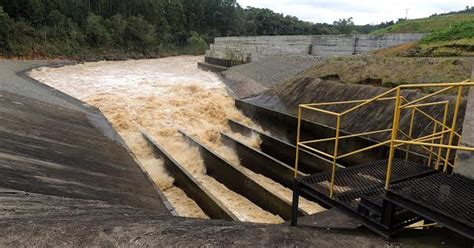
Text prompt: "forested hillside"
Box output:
[[0, 0, 391, 59]]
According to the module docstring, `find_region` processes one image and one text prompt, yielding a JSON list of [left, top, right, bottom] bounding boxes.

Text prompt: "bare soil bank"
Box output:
[[301, 55, 473, 89]]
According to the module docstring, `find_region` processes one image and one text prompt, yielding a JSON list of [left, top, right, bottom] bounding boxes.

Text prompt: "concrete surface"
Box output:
[[295, 208, 362, 229], [142, 130, 237, 220], [455, 70, 474, 178], [0, 60, 82, 110], [0, 59, 168, 212], [1, 187, 471, 247], [0, 90, 166, 211], [207, 35, 313, 62], [206, 33, 426, 63], [219, 55, 322, 99], [311, 33, 427, 57]]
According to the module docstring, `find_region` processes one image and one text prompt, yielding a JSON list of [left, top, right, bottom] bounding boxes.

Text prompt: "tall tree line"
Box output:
[[0, 0, 392, 58]]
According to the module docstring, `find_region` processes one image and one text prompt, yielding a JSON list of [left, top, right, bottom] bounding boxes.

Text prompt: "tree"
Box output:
[[333, 17, 355, 33], [106, 14, 127, 49], [0, 6, 12, 51], [124, 16, 157, 54], [186, 31, 207, 55], [0, 0, 420, 58], [84, 13, 111, 47]]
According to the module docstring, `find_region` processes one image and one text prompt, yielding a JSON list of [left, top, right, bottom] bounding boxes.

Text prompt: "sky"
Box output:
[[237, 0, 472, 25]]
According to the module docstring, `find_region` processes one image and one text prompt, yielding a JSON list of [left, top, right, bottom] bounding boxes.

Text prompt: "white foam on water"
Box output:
[[30, 55, 323, 223]]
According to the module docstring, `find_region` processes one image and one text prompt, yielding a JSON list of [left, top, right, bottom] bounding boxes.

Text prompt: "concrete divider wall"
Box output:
[[455, 71, 474, 179], [206, 35, 313, 62], [311, 33, 427, 57], [205, 33, 427, 62]]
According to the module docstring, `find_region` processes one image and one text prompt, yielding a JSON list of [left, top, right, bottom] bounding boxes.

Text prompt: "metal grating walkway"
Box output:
[[292, 159, 436, 237], [388, 173, 474, 228], [298, 159, 434, 210]]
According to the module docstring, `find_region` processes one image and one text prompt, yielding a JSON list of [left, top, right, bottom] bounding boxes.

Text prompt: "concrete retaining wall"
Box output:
[[206, 35, 312, 62], [311, 33, 426, 57], [455, 71, 474, 179], [205, 33, 427, 62]]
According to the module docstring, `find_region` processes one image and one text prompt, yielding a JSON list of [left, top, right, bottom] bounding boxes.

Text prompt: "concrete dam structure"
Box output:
[[200, 33, 426, 70], [1, 57, 474, 246]]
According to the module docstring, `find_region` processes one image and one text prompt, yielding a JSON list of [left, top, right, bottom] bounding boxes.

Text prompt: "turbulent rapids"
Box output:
[[30, 56, 322, 223]]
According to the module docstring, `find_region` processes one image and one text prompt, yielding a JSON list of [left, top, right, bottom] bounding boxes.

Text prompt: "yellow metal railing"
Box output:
[[294, 80, 474, 198]]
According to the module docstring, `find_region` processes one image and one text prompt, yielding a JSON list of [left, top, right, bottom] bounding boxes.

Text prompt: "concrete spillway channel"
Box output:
[[178, 129, 306, 220], [227, 119, 345, 175], [219, 131, 302, 189], [141, 128, 307, 221], [234, 100, 428, 165], [141, 129, 237, 220], [225, 119, 338, 209]]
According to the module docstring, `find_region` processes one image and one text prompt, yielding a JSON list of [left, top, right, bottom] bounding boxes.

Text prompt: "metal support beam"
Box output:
[[291, 180, 301, 226]]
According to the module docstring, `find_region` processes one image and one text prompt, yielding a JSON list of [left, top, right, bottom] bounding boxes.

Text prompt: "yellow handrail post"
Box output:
[[435, 103, 449, 170], [294, 106, 303, 178], [329, 115, 341, 198], [443, 86, 464, 172], [428, 122, 437, 167], [385, 88, 402, 190], [405, 108, 416, 161]]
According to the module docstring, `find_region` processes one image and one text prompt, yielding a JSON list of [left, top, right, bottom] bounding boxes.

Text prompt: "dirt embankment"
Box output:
[[299, 55, 473, 89], [372, 41, 474, 58]]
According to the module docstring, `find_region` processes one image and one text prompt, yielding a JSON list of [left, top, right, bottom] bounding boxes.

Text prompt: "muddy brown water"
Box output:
[[30, 56, 323, 223]]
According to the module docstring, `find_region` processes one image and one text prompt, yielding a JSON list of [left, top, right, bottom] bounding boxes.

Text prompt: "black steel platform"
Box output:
[[385, 173, 474, 240], [298, 159, 433, 209], [292, 159, 436, 237]]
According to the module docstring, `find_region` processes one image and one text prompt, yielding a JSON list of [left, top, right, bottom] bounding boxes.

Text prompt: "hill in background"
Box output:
[[371, 9, 474, 57], [373, 14, 474, 34]]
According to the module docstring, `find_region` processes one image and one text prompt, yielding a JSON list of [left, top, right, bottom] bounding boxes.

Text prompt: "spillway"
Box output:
[[29, 56, 323, 223]]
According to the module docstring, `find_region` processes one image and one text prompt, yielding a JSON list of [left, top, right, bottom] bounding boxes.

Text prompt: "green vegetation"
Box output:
[[372, 14, 474, 35], [186, 32, 208, 55], [421, 21, 474, 43], [370, 6, 474, 57], [0, 0, 391, 59], [414, 21, 473, 56], [2, 1, 471, 59]]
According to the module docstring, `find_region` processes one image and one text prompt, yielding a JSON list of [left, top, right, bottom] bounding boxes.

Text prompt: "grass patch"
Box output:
[[420, 21, 474, 43], [372, 14, 474, 34], [372, 19, 474, 57], [417, 39, 474, 56], [415, 21, 474, 56]]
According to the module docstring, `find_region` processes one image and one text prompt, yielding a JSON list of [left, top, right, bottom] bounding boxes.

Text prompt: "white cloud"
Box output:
[[237, 0, 472, 24]]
